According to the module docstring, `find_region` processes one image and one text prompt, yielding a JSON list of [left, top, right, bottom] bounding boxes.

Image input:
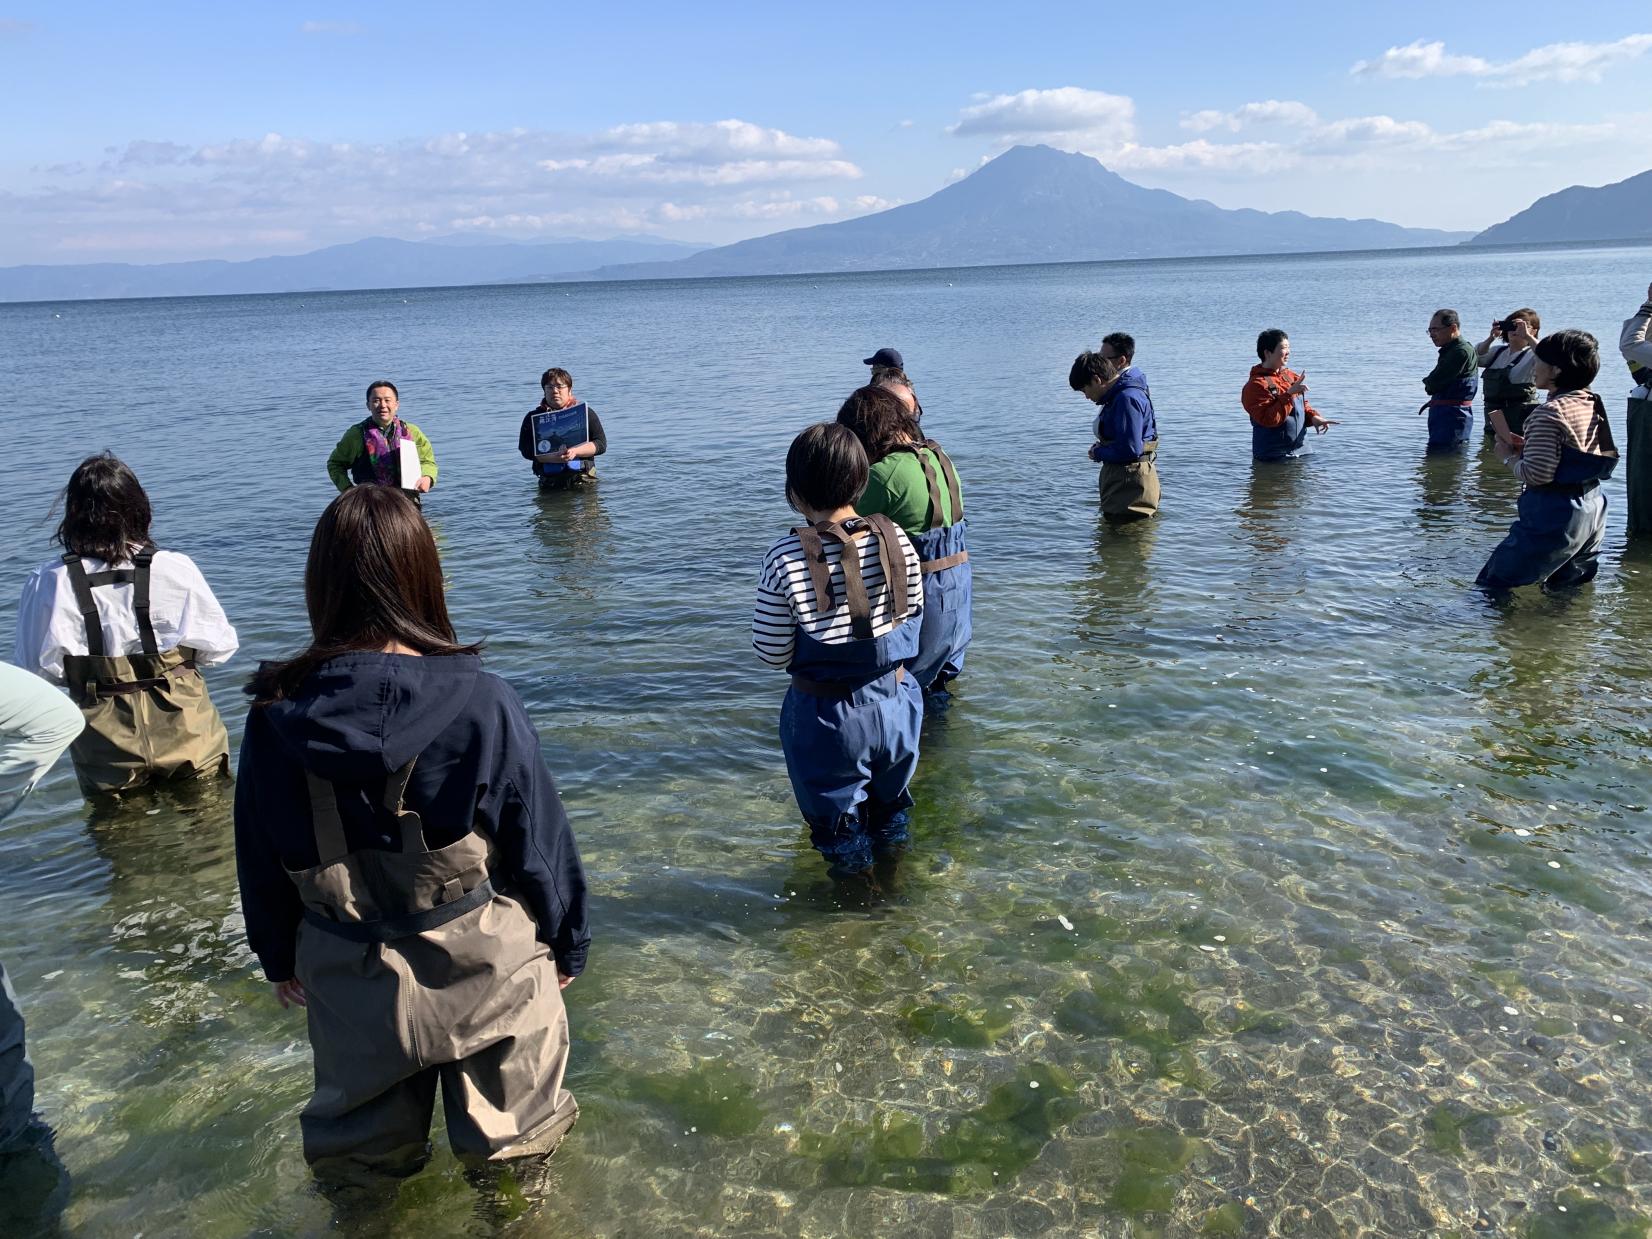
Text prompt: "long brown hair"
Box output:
[[835, 385, 920, 465], [249, 487, 479, 702], [55, 452, 154, 564]]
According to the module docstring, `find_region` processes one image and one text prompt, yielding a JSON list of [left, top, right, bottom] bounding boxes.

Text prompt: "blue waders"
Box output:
[[891, 442, 972, 693], [780, 516, 923, 877], [1252, 395, 1307, 461], [1422, 375, 1478, 452], [1478, 402, 1620, 592]]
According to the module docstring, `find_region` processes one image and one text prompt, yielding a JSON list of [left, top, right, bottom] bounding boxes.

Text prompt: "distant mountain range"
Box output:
[[581, 145, 1470, 281], [0, 235, 706, 303], [1468, 168, 1652, 246], [5, 144, 1494, 303]]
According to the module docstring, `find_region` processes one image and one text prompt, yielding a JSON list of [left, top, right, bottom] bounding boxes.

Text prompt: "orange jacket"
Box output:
[[1242, 364, 1325, 428]]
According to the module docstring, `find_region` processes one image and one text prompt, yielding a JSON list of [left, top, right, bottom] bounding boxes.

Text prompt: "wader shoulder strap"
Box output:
[[60, 554, 107, 657], [894, 445, 946, 532], [305, 772, 351, 865], [59, 544, 160, 657], [304, 755, 428, 864], [821, 522, 875, 639], [792, 524, 835, 616], [383, 756, 428, 852], [924, 441, 964, 525], [860, 513, 911, 621], [131, 545, 158, 656]]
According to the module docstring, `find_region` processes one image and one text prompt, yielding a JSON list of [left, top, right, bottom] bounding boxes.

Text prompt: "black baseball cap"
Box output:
[[862, 347, 904, 369]]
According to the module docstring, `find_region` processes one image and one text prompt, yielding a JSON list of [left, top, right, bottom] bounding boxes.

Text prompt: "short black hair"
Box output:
[[366, 380, 399, 400], [55, 452, 153, 564], [1068, 351, 1109, 391], [1534, 329, 1600, 392], [786, 423, 868, 513], [1256, 328, 1288, 361], [1431, 309, 1460, 330], [1100, 332, 1135, 362], [540, 367, 571, 388]]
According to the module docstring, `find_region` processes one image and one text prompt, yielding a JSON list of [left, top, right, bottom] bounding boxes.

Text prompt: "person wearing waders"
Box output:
[[12, 453, 237, 796], [752, 424, 925, 881], [1478, 330, 1619, 593], [836, 385, 970, 698], [234, 486, 587, 1188], [516, 367, 608, 491], [1422, 309, 1479, 452], [1242, 329, 1337, 461], [326, 381, 437, 503], [1475, 309, 1542, 443], [1069, 334, 1161, 522], [1618, 282, 1652, 536], [0, 663, 83, 1232], [864, 347, 925, 422]]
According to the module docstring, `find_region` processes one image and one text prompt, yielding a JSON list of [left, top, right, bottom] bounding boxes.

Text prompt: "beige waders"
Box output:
[[1098, 440, 1160, 523], [290, 756, 577, 1181], [59, 547, 230, 796]]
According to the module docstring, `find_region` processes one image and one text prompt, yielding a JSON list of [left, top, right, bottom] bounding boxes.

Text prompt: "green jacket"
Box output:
[[1423, 339, 1477, 396], [326, 418, 438, 492], [860, 445, 960, 537]]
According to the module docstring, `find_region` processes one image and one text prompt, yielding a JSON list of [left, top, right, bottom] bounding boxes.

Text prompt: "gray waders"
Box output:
[[291, 756, 577, 1181], [59, 547, 230, 796]]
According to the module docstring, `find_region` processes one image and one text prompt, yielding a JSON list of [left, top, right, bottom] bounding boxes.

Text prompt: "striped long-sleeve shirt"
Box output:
[[752, 520, 924, 669], [1512, 390, 1611, 488]]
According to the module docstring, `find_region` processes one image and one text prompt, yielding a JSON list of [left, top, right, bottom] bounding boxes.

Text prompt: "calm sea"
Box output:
[[3, 243, 1651, 1237]]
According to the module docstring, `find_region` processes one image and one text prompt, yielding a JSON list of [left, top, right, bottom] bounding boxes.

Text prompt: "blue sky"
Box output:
[[3, 1, 1650, 264]]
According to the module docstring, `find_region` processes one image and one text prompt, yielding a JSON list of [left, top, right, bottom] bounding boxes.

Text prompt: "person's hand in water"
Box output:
[[273, 978, 307, 1009]]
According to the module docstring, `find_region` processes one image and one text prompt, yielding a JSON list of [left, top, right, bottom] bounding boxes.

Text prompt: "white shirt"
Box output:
[[1485, 342, 1538, 384], [13, 549, 239, 684]]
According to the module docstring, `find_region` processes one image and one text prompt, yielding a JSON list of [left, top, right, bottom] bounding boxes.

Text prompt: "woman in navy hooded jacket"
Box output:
[[235, 486, 588, 1185]]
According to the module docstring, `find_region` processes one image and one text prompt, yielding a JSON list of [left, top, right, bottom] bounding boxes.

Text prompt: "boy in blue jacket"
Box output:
[[1070, 334, 1161, 522]]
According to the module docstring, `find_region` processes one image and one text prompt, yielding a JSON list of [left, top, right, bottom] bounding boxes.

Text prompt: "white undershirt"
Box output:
[[12, 549, 240, 685]]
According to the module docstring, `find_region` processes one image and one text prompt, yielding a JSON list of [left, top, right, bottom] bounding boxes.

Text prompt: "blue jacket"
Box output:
[[1090, 367, 1158, 463], [234, 652, 589, 982]]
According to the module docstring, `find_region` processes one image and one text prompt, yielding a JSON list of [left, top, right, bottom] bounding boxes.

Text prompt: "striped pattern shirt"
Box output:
[[1514, 390, 1610, 488], [752, 521, 924, 668]]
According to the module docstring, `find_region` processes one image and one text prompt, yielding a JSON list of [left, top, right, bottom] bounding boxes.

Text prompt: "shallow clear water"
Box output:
[[3, 243, 1651, 1238]]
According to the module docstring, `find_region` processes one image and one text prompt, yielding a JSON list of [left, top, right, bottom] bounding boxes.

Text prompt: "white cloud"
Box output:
[[0, 119, 869, 263], [1182, 100, 1320, 133], [1352, 34, 1652, 85], [947, 87, 1136, 149]]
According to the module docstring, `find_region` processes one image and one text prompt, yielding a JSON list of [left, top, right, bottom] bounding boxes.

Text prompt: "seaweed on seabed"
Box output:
[[798, 1063, 1084, 1195]]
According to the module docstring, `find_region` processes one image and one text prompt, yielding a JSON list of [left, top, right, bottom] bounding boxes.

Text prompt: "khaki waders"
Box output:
[[290, 756, 577, 1181], [59, 547, 230, 796], [1099, 441, 1160, 523]]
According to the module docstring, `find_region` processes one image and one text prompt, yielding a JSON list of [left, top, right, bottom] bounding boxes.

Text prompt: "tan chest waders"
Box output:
[[289, 755, 577, 1179], [59, 547, 230, 796]]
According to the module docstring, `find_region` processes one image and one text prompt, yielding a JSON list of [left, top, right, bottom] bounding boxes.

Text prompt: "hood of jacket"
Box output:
[[255, 652, 481, 781], [1105, 366, 1149, 400]]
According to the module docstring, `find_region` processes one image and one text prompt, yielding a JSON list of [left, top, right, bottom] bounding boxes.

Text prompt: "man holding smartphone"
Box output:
[[1476, 309, 1542, 444], [1619, 282, 1652, 536]]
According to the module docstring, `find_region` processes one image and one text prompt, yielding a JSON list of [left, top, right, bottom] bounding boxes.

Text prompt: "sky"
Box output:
[[2, 1, 1650, 266]]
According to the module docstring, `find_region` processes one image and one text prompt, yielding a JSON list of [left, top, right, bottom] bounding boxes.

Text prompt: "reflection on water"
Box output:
[[4, 245, 1652, 1235]]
